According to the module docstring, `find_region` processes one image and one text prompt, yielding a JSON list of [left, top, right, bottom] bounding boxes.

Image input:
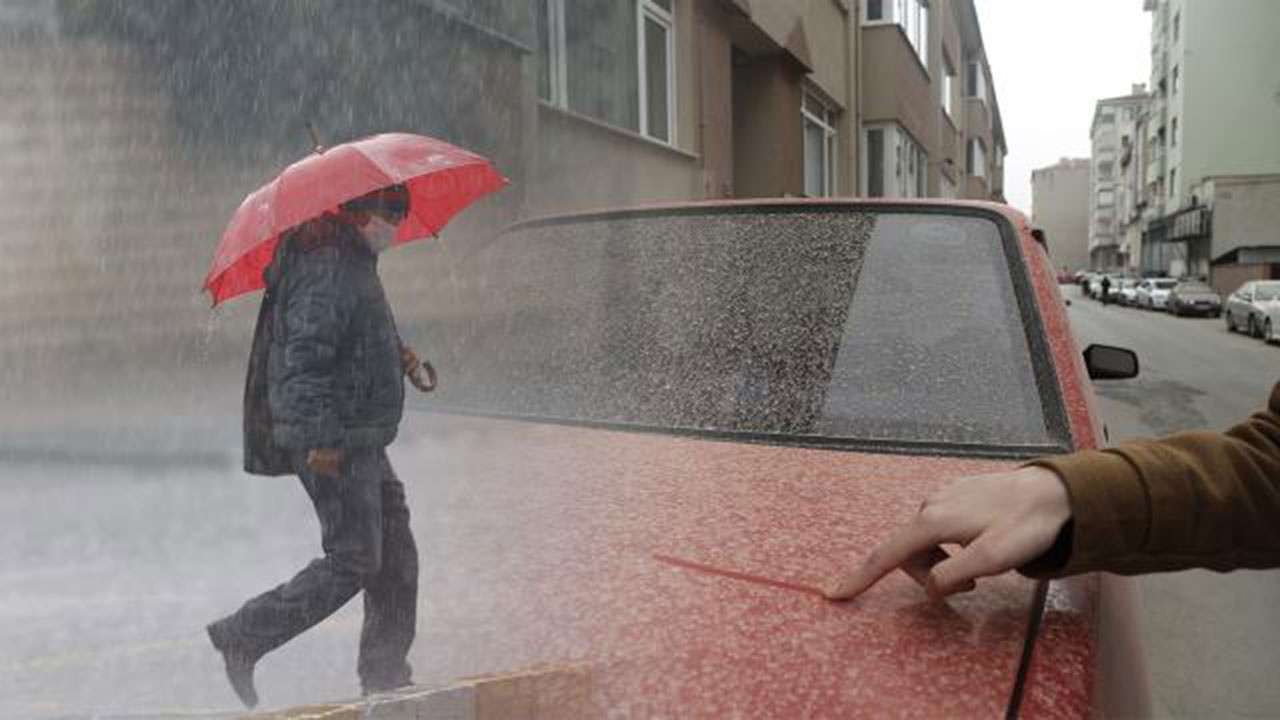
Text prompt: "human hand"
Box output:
[[824, 466, 1071, 601], [306, 448, 344, 477], [400, 343, 436, 393]]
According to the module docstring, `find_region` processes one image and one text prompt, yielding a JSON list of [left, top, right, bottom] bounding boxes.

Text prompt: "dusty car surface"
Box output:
[[409, 200, 1148, 718], [1225, 280, 1280, 338]]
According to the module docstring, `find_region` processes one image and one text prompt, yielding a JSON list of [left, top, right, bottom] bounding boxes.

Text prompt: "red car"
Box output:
[[404, 199, 1149, 717]]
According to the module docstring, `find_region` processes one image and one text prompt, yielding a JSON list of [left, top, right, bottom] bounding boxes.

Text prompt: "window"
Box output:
[[442, 210, 1061, 450], [864, 123, 926, 198], [1171, 116, 1178, 147], [1098, 188, 1115, 206], [537, 1, 676, 144], [638, 0, 675, 143], [866, 128, 885, 197], [941, 56, 955, 118], [1172, 65, 1180, 95], [1173, 11, 1180, 42], [966, 138, 986, 179], [1169, 168, 1177, 195], [536, 0, 567, 106], [967, 60, 986, 102], [865, 0, 928, 67], [802, 91, 839, 197]]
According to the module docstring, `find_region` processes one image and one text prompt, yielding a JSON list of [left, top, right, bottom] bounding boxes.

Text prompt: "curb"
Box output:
[[252, 663, 591, 720]]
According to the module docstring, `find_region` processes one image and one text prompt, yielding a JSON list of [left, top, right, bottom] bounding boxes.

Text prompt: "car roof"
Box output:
[[509, 197, 1026, 231]]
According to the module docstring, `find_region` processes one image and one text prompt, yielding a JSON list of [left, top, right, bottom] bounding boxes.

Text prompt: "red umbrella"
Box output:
[[204, 132, 506, 306]]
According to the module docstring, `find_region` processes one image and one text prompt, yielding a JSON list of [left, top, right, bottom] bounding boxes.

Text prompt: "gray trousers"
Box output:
[[210, 446, 418, 692]]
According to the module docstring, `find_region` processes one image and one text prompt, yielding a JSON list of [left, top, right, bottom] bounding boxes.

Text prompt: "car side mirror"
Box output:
[[1084, 344, 1139, 380]]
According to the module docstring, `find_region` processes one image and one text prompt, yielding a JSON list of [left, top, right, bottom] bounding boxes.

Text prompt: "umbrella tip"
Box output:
[[306, 122, 325, 154]]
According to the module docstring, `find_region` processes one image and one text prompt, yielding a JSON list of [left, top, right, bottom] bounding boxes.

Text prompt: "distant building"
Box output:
[[1089, 91, 1148, 270], [1031, 158, 1091, 274], [1140, 0, 1280, 281]]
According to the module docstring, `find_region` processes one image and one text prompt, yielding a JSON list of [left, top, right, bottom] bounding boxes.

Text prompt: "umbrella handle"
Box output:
[[409, 360, 437, 394], [306, 122, 325, 154]]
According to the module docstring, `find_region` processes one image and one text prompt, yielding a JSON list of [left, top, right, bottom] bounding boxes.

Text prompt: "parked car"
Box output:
[[416, 200, 1149, 717], [1265, 304, 1280, 344], [1224, 280, 1280, 338], [1135, 277, 1177, 310], [1167, 281, 1222, 317], [1117, 278, 1140, 306]]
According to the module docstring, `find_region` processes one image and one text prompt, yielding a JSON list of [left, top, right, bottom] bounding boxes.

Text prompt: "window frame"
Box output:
[[967, 137, 987, 179], [864, 0, 928, 68], [941, 54, 955, 120], [967, 59, 986, 103], [538, 0, 569, 108], [802, 90, 839, 197], [637, 0, 677, 144], [864, 122, 927, 198]]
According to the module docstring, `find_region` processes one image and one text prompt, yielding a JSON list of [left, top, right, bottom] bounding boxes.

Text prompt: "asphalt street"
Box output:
[[1065, 287, 1280, 719]]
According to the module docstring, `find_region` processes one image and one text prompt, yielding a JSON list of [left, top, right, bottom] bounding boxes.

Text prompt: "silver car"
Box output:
[[1224, 280, 1280, 338], [1136, 278, 1177, 310]]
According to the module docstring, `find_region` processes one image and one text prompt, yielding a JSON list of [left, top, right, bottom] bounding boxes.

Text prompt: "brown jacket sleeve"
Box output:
[[1021, 380, 1280, 578]]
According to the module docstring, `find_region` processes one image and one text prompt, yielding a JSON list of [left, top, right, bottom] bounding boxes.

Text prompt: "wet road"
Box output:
[[1065, 288, 1280, 719]]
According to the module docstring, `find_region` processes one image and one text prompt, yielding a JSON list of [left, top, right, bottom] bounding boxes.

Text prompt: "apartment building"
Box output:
[[1138, 0, 1280, 281], [1088, 91, 1148, 270], [1031, 158, 1091, 274], [1, 0, 1008, 371], [859, 0, 1006, 201]]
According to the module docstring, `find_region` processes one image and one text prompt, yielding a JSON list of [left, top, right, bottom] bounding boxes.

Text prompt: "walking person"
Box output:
[[1100, 274, 1112, 306], [207, 185, 435, 708]]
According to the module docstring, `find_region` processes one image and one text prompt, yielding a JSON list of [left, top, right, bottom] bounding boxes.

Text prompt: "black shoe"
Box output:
[[206, 623, 259, 709]]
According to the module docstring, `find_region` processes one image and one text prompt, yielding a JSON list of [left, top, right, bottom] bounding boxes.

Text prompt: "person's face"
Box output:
[[361, 207, 405, 253]]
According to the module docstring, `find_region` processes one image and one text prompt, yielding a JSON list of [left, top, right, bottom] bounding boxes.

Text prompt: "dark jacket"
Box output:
[[1023, 380, 1280, 577], [244, 217, 404, 475]]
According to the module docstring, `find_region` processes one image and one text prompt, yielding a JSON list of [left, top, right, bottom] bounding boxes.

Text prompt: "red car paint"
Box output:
[[399, 200, 1146, 717]]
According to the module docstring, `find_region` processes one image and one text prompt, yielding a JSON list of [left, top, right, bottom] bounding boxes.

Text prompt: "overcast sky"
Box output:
[[973, 0, 1152, 215]]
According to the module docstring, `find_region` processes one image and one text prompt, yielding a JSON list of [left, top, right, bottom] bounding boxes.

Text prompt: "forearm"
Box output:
[[1023, 382, 1280, 577]]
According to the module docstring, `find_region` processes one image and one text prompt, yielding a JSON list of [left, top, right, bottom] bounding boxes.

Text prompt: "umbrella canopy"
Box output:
[[204, 132, 506, 306]]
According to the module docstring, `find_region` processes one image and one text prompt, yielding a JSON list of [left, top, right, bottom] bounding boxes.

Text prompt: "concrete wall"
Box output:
[[862, 26, 933, 155], [527, 104, 703, 215], [1031, 159, 1091, 273], [1207, 176, 1280, 261], [0, 3, 532, 380], [1172, 0, 1280, 208], [732, 55, 805, 198], [1210, 263, 1274, 300]]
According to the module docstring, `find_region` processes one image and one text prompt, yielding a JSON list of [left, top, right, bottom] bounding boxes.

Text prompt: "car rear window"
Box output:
[[1155, 280, 1177, 289], [420, 207, 1063, 454], [1255, 283, 1280, 301]]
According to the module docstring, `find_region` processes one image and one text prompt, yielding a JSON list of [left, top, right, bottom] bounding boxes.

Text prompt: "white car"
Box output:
[[1136, 278, 1177, 310], [1224, 280, 1280, 339], [1264, 306, 1280, 344], [1118, 278, 1140, 306]]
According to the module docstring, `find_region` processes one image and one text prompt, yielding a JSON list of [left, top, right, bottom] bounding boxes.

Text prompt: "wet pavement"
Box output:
[[1065, 287, 1280, 719]]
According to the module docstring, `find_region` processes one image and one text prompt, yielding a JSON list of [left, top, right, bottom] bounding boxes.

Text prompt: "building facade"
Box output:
[[1, 0, 1008, 373], [1139, 0, 1280, 280], [1088, 91, 1148, 271], [1031, 158, 1091, 274]]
